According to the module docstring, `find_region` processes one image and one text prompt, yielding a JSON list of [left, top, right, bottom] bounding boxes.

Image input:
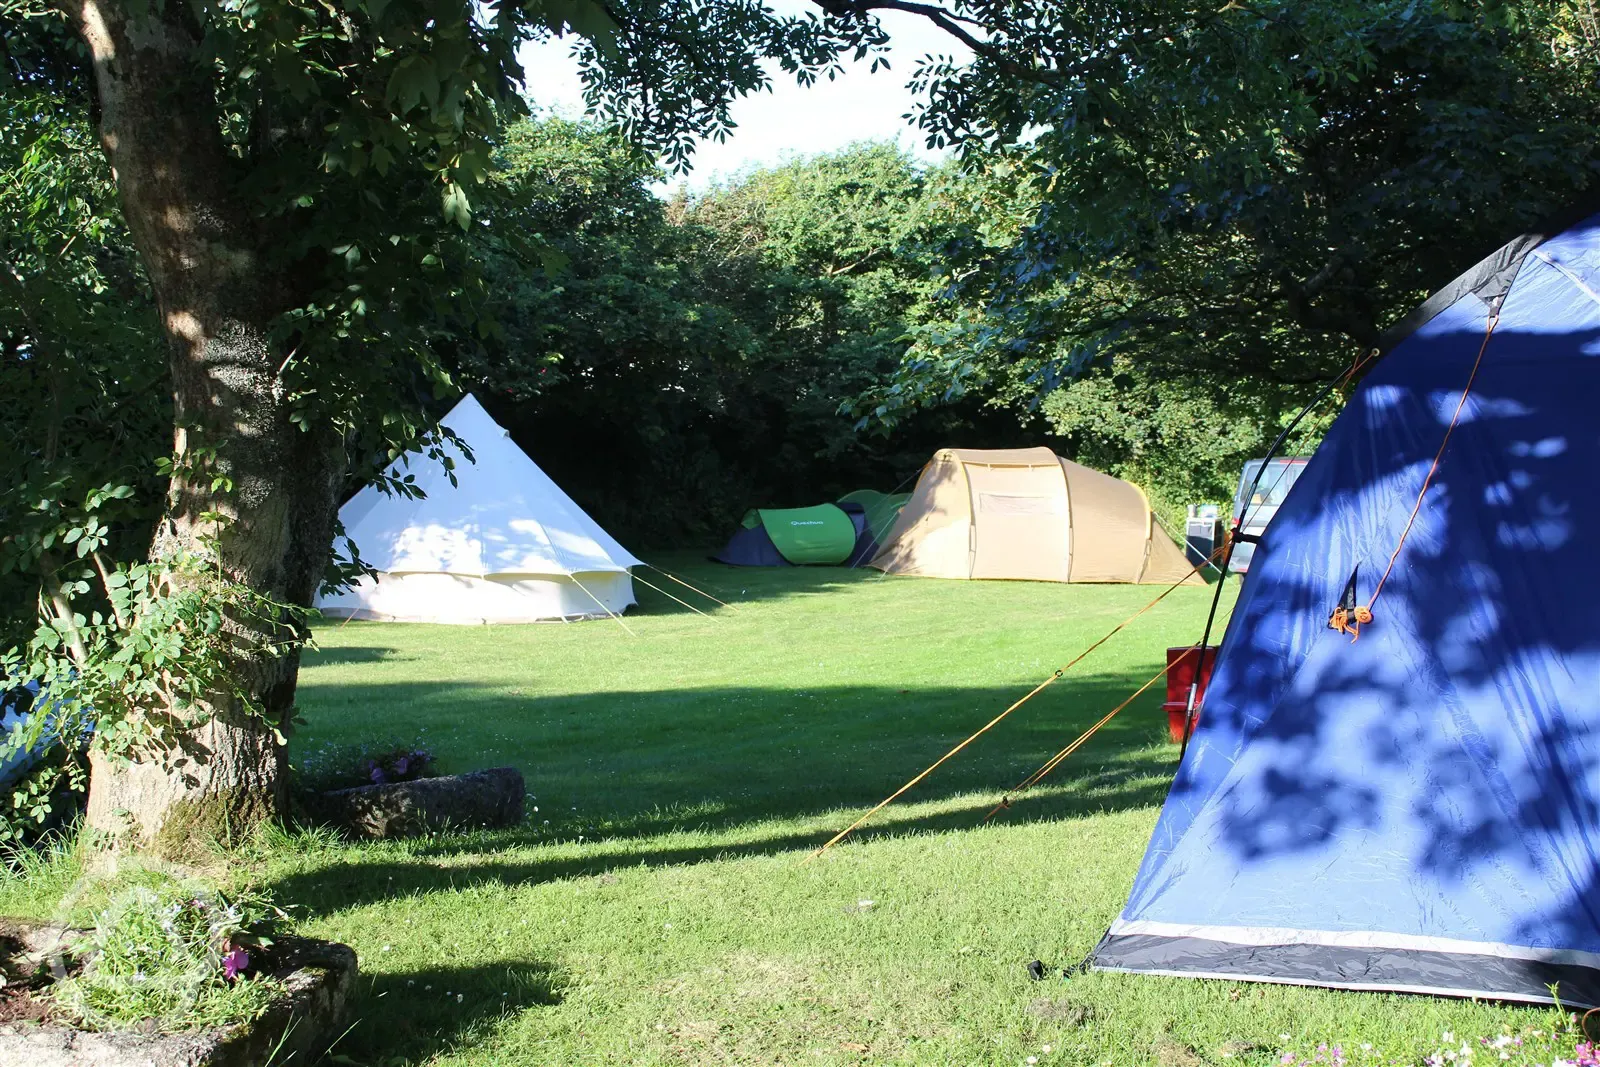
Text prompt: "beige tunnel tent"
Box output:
[[868, 448, 1200, 585]]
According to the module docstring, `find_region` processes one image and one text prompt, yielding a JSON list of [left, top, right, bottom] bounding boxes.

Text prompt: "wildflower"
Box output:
[[1028, 1059, 1039, 1065], [381, 945, 392, 952], [1043, 1046, 1052, 1054], [222, 946, 250, 980]]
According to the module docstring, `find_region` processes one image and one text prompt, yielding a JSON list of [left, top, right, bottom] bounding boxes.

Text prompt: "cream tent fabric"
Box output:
[[868, 447, 1199, 585], [316, 395, 641, 623]]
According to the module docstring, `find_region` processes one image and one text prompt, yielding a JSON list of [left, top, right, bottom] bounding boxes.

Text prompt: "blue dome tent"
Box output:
[[1090, 205, 1600, 1007]]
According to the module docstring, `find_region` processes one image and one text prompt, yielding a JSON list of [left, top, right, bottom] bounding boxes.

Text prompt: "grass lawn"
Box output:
[[2, 556, 1580, 1065]]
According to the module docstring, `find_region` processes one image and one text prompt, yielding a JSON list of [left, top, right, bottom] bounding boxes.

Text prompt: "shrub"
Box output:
[[0, 744, 88, 850], [50, 883, 286, 1032]]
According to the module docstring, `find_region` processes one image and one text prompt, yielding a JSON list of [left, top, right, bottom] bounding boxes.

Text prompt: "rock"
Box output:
[[314, 766, 525, 839], [0, 918, 75, 984], [0, 924, 357, 1067]]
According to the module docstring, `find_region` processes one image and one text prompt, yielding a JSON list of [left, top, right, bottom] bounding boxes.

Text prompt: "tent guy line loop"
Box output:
[[805, 542, 1224, 861]]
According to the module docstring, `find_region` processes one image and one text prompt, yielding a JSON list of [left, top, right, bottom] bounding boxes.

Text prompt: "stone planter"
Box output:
[[0, 919, 357, 1067], [313, 766, 525, 839]]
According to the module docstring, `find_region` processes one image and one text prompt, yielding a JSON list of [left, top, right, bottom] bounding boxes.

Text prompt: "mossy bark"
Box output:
[[63, 0, 344, 852]]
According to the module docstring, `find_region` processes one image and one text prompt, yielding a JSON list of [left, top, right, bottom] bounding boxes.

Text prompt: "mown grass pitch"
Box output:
[[3, 556, 1577, 1064]]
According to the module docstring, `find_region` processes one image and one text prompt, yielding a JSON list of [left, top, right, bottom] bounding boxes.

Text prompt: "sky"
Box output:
[[518, 2, 971, 192]]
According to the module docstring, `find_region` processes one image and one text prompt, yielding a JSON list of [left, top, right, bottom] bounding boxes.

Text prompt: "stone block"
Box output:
[[314, 766, 525, 839]]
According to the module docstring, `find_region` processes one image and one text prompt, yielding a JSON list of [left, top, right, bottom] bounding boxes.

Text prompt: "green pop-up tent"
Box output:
[[739, 505, 858, 563], [836, 489, 911, 544], [716, 500, 888, 567], [714, 490, 910, 568]]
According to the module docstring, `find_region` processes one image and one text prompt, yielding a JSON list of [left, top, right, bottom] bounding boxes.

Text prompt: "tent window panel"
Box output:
[[978, 493, 1066, 516]]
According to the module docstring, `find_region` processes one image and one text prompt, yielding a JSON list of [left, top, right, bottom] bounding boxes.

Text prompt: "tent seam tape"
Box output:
[[1531, 249, 1600, 311]]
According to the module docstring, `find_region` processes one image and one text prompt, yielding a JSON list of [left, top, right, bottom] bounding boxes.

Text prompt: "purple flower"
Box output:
[[222, 947, 250, 980], [393, 756, 410, 776], [369, 763, 386, 784]]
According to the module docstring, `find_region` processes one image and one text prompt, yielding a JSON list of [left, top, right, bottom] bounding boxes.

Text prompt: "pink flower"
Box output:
[[222, 946, 250, 980]]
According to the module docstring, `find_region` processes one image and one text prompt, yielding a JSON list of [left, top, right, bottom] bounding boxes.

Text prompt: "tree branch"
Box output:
[[807, 0, 1217, 91]]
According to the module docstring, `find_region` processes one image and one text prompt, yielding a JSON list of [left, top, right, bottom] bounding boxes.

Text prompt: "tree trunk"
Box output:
[[63, 0, 343, 855]]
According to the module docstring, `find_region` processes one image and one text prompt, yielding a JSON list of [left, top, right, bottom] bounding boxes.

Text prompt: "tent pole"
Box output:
[[1178, 348, 1381, 759]]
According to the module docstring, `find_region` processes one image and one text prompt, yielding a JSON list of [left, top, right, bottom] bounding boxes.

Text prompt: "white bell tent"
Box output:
[[316, 395, 640, 624]]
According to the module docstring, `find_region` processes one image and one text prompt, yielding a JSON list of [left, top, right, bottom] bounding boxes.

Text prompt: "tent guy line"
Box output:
[[1360, 312, 1500, 626], [640, 564, 741, 612], [986, 608, 1235, 823], [807, 540, 1225, 861], [630, 571, 719, 619]]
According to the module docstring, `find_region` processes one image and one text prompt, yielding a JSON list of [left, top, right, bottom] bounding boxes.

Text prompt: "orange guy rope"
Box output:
[[1367, 314, 1500, 611], [983, 618, 1229, 822], [807, 543, 1224, 860]]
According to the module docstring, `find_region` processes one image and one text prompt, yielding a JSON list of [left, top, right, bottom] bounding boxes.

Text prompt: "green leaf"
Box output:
[[441, 182, 471, 231], [386, 56, 438, 115]]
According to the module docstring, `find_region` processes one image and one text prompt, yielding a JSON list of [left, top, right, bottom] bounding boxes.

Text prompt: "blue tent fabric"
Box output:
[[0, 683, 42, 786], [837, 502, 878, 567], [1091, 209, 1600, 1006], [0, 682, 88, 789], [712, 523, 792, 567]]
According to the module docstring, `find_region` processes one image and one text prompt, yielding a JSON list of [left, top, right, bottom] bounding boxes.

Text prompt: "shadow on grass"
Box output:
[[628, 556, 891, 615], [275, 761, 1172, 920], [329, 959, 564, 1065], [282, 669, 1179, 916], [301, 645, 422, 667]]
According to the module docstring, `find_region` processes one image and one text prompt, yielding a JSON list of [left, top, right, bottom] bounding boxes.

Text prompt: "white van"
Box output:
[[1229, 457, 1310, 573]]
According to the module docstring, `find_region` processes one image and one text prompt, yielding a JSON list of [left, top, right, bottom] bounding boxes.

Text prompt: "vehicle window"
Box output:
[[1250, 462, 1303, 507], [1234, 459, 1305, 523]]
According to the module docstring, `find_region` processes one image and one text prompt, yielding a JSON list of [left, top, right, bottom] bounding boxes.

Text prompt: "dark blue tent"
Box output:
[[1090, 207, 1600, 1006]]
